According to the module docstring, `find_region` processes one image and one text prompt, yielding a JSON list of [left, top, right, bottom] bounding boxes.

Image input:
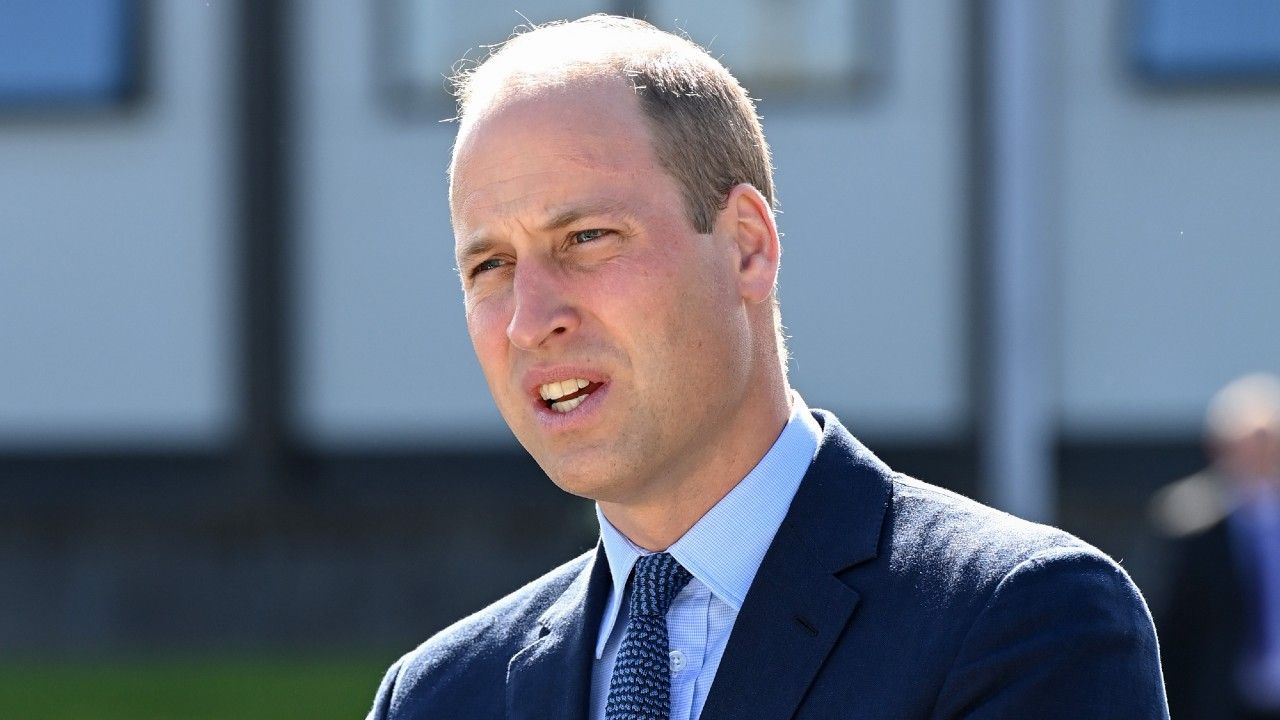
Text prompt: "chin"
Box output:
[[537, 454, 631, 503], [540, 462, 609, 500]]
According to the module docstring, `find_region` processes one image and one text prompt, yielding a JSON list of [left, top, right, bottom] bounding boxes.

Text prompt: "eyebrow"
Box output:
[[540, 199, 628, 233], [456, 236, 497, 273], [457, 199, 630, 267]]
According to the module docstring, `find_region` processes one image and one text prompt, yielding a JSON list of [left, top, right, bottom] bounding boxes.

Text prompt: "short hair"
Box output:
[[449, 14, 789, 371], [449, 14, 775, 234]]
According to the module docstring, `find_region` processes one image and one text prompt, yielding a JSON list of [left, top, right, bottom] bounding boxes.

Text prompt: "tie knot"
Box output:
[[629, 552, 692, 618]]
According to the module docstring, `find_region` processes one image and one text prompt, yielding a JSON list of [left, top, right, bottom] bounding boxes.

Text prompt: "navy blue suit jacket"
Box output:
[[369, 411, 1169, 719]]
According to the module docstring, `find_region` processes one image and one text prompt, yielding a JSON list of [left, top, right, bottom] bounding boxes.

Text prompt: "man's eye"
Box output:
[[472, 257, 506, 276], [571, 229, 608, 244]]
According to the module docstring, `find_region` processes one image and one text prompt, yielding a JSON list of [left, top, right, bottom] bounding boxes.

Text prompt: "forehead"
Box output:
[[449, 79, 668, 230]]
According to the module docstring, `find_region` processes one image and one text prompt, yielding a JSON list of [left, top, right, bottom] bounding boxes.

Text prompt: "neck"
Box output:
[[598, 381, 792, 551]]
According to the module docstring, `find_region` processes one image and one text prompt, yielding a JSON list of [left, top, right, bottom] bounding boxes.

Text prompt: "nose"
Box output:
[[506, 260, 580, 350]]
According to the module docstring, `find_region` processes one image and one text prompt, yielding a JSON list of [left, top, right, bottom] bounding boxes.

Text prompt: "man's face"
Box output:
[[1218, 425, 1280, 483], [450, 79, 758, 505]]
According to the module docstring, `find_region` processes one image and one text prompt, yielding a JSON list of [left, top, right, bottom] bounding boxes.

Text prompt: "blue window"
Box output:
[[0, 0, 140, 107], [1135, 0, 1280, 81]]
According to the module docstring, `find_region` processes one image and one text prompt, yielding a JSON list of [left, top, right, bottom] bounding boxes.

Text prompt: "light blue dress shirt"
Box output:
[[588, 393, 823, 720]]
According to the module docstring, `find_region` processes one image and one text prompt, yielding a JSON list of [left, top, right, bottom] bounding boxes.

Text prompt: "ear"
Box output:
[[724, 183, 780, 304]]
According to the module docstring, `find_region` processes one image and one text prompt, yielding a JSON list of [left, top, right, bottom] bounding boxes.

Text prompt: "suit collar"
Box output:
[[790, 409, 893, 573], [592, 396, 823, 658], [505, 410, 893, 720], [505, 544, 611, 720], [699, 409, 892, 720]]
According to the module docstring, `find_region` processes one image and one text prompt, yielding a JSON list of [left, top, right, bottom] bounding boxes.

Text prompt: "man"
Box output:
[[370, 15, 1167, 719], [1152, 373, 1280, 719]]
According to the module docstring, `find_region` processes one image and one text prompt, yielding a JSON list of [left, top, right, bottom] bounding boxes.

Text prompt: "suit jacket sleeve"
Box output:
[[366, 657, 403, 720], [930, 547, 1169, 719]]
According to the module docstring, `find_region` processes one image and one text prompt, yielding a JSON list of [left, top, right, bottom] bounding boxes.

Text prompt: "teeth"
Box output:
[[539, 378, 591, 401], [536, 377, 597, 413], [552, 395, 586, 413]]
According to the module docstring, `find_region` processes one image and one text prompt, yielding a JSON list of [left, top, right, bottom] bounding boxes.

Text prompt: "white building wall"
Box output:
[[1058, 0, 1280, 436], [0, 2, 236, 448]]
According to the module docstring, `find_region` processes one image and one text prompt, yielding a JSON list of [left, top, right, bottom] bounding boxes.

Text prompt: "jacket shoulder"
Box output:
[[887, 473, 1097, 581], [882, 475, 1166, 716], [367, 549, 595, 719]]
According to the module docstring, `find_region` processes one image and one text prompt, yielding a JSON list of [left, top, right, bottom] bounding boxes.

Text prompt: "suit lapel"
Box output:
[[700, 411, 893, 720], [506, 543, 611, 720]]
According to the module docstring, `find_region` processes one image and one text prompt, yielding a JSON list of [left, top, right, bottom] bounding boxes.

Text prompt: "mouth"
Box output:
[[537, 378, 606, 414]]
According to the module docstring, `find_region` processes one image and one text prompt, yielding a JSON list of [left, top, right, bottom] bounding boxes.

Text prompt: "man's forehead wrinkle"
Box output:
[[466, 131, 644, 175], [452, 130, 642, 210], [541, 199, 631, 231], [454, 149, 645, 225], [451, 162, 562, 230], [455, 169, 588, 227]]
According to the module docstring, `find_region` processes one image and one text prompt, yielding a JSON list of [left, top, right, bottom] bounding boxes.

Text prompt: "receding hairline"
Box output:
[[447, 17, 777, 217], [446, 16, 749, 186], [450, 15, 721, 122], [447, 72, 659, 216]]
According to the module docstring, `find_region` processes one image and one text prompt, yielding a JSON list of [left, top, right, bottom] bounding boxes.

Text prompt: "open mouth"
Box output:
[[538, 378, 605, 413]]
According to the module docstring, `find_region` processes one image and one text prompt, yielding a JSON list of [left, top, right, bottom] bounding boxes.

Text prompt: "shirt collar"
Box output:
[[594, 391, 822, 658]]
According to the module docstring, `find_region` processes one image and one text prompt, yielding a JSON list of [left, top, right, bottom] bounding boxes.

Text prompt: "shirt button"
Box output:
[[669, 649, 686, 674]]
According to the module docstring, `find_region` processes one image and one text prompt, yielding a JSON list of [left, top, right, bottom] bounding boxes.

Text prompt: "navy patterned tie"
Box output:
[[605, 552, 693, 720]]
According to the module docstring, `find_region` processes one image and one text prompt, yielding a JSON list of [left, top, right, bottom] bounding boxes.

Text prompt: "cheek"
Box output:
[[630, 266, 729, 359], [465, 299, 512, 372], [665, 261, 750, 367]]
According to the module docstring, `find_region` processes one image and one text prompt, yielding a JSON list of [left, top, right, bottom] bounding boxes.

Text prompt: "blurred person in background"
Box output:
[[368, 15, 1167, 719], [1152, 373, 1280, 720]]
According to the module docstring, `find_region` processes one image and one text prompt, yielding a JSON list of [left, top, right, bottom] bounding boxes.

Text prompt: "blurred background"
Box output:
[[2, 0, 1278, 717]]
